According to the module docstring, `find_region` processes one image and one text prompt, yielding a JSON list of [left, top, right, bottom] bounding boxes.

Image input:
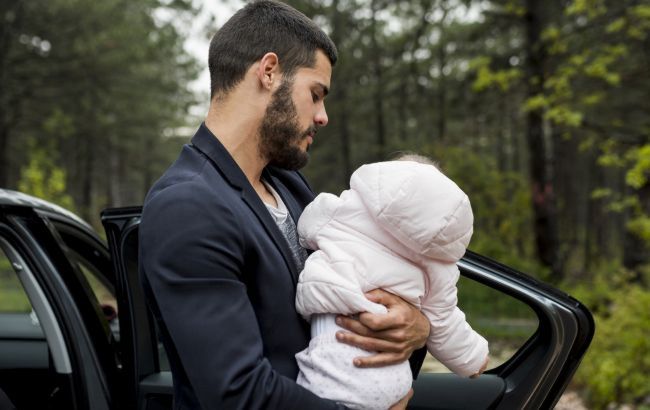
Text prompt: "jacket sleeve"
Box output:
[[139, 182, 345, 409], [420, 263, 489, 377], [295, 251, 388, 319], [297, 192, 341, 250]]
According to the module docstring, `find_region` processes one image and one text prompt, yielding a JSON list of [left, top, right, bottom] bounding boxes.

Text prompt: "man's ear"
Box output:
[[257, 52, 280, 90]]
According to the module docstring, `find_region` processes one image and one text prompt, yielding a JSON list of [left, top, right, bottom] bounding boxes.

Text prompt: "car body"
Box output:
[[0, 189, 594, 409]]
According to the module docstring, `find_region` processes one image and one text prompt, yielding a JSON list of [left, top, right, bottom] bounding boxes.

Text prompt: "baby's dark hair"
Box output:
[[392, 152, 440, 170]]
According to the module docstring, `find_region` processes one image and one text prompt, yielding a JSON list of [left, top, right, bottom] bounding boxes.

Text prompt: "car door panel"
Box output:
[[0, 313, 53, 410], [409, 374, 505, 410], [139, 372, 174, 410], [0, 314, 48, 369]]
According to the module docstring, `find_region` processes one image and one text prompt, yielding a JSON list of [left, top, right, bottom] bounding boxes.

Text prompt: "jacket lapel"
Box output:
[[190, 123, 299, 285]]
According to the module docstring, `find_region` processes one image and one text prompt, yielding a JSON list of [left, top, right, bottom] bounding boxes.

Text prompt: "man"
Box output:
[[139, 1, 430, 409]]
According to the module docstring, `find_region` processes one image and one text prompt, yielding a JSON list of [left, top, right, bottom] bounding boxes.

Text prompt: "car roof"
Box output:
[[0, 189, 93, 230]]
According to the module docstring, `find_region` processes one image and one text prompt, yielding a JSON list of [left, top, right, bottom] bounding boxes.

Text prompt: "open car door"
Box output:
[[102, 206, 594, 410]]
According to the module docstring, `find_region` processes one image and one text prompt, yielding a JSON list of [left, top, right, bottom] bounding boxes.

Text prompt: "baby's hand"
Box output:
[[470, 356, 489, 378]]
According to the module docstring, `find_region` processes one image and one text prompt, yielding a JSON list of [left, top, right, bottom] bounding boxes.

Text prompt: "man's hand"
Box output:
[[389, 388, 413, 410], [335, 289, 430, 367]]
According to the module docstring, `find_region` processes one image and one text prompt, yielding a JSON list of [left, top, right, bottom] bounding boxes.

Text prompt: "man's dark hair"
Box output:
[[208, 0, 338, 99]]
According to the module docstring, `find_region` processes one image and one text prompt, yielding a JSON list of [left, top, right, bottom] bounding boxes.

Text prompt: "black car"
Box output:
[[0, 189, 594, 409]]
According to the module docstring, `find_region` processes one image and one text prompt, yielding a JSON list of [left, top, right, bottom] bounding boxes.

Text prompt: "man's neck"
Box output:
[[205, 98, 279, 206], [205, 98, 267, 187]]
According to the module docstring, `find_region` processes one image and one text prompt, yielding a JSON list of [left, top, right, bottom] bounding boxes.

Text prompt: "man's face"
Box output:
[[259, 50, 331, 170]]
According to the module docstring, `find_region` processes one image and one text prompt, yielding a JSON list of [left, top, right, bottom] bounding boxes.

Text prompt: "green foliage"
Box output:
[[422, 145, 548, 277], [629, 5, 650, 39], [627, 215, 650, 243], [566, 0, 607, 18], [545, 105, 583, 127], [18, 145, 75, 211], [471, 57, 522, 92], [625, 144, 650, 189], [523, 94, 548, 112], [595, 143, 650, 245], [1, 0, 200, 221], [597, 153, 625, 168], [571, 269, 650, 407]]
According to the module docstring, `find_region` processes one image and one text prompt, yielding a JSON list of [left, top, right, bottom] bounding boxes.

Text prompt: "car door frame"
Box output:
[[409, 252, 594, 409], [0, 206, 118, 409], [103, 207, 169, 410]]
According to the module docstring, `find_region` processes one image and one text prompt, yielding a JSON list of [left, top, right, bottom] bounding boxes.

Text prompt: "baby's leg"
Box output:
[[296, 314, 412, 410]]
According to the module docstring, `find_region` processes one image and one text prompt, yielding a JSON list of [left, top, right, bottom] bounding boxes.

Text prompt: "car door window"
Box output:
[[420, 274, 538, 373], [0, 250, 31, 314], [76, 258, 117, 310], [69, 251, 120, 340], [50, 221, 119, 339]]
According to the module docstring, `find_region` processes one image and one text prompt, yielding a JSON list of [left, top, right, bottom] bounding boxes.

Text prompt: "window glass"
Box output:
[[73, 256, 119, 340], [50, 223, 119, 341], [72, 253, 117, 314], [0, 248, 31, 314], [420, 275, 538, 373]]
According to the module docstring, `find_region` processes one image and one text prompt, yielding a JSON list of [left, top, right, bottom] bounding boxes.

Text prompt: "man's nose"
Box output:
[[314, 105, 328, 127]]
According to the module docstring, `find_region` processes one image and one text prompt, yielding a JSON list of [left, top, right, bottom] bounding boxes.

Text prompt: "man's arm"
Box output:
[[140, 184, 343, 409], [334, 289, 430, 368]]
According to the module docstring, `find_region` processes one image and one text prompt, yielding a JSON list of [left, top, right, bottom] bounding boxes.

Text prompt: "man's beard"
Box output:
[[259, 79, 315, 171]]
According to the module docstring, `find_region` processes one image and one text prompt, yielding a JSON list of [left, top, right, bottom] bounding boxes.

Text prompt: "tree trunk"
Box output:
[[0, 127, 9, 187], [106, 135, 122, 207], [370, 0, 386, 160], [338, 101, 353, 185], [436, 0, 449, 143], [329, 0, 352, 184], [496, 98, 507, 172], [524, 0, 560, 280], [623, 181, 650, 282], [81, 129, 94, 221], [0, 0, 23, 188], [398, 77, 408, 143], [142, 136, 153, 203]]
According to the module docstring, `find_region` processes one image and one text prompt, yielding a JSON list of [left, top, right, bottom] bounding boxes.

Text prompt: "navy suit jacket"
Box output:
[[139, 124, 424, 409]]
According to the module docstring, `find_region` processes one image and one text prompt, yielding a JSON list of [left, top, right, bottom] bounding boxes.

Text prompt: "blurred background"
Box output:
[[1, 0, 648, 408]]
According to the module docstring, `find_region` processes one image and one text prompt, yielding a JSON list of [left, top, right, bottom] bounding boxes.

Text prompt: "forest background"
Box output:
[[1, 0, 648, 407]]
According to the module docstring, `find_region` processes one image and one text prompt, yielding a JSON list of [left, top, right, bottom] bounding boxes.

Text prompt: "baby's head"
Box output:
[[350, 152, 472, 262]]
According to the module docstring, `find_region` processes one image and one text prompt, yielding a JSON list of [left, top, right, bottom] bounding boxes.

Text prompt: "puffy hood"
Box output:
[[350, 161, 473, 262]]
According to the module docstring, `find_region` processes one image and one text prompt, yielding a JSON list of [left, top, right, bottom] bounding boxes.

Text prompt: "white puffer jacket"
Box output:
[[295, 160, 488, 377]]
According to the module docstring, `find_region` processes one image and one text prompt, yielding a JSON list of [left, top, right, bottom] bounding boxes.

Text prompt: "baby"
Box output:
[[295, 155, 489, 410]]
